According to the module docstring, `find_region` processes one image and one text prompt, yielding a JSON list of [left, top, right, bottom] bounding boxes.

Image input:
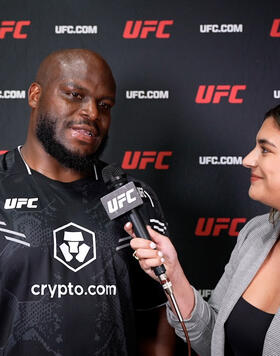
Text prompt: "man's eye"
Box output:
[[71, 92, 83, 100], [99, 102, 111, 111]]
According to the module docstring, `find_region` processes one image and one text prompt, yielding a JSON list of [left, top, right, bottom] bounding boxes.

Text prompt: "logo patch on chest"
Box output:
[[4, 197, 38, 209], [53, 222, 96, 272]]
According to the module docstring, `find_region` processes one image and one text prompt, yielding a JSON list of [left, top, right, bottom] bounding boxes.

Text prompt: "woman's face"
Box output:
[[243, 117, 280, 209]]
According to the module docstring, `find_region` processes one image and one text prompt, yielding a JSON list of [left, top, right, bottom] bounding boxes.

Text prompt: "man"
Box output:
[[0, 49, 174, 355]]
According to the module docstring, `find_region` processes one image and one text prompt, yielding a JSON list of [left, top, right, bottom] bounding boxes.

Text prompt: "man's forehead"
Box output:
[[36, 50, 115, 90], [45, 61, 114, 95], [56, 56, 104, 78]]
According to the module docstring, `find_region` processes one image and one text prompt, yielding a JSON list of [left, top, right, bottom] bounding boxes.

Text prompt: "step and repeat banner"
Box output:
[[1, 0, 280, 354]]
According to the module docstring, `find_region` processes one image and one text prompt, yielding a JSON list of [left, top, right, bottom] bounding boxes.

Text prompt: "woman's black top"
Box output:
[[224, 297, 274, 356]]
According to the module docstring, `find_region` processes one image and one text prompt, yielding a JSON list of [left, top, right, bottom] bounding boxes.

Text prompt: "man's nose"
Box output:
[[242, 147, 257, 168], [81, 99, 99, 120]]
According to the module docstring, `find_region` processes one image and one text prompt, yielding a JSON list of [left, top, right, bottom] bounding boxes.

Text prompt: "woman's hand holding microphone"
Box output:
[[124, 222, 195, 319]]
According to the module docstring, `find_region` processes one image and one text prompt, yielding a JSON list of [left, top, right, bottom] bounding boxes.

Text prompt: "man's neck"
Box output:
[[21, 143, 89, 182]]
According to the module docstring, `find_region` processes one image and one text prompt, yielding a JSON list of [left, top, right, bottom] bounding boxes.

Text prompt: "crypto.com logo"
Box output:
[[0, 21, 31, 39], [195, 85, 246, 104], [53, 222, 96, 272], [270, 19, 280, 37], [195, 217, 247, 236], [122, 151, 172, 170], [123, 20, 174, 38]]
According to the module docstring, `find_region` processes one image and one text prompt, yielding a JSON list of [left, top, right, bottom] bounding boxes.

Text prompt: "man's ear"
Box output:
[[28, 82, 41, 108]]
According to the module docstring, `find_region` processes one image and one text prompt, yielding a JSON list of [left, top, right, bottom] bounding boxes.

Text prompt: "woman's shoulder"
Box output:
[[244, 213, 271, 230], [236, 212, 276, 249]]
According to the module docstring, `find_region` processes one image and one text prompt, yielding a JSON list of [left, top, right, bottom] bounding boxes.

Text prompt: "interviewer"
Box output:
[[125, 104, 280, 356]]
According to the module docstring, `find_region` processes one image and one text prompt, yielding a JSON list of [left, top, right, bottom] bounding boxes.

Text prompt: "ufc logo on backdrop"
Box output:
[[270, 19, 280, 37], [195, 217, 247, 236], [123, 20, 174, 38], [122, 151, 172, 170], [195, 85, 246, 104], [0, 20, 31, 39]]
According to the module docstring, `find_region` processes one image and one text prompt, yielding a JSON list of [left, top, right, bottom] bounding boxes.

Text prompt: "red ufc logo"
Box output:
[[123, 20, 174, 39], [195, 218, 247, 237], [195, 85, 246, 104], [0, 20, 31, 39], [270, 19, 280, 37], [122, 151, 172, 170]]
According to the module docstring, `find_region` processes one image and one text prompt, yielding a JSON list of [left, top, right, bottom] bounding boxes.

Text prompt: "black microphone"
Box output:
[[100, 164, 166, 277], [101, 165, 192, 355]]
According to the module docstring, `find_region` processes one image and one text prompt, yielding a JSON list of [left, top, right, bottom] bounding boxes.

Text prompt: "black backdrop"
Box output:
[[1, 0, 280, 354]]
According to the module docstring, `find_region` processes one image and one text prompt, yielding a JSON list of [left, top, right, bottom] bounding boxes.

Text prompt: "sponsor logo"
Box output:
[[199, 156, 242, 165], [53, 222, 96, 272], [195, 85, 246, 104], [270, 19, 280, 37], [0, 151, 7, 155], [122, 151, 172, 170], [273, 90, 280, 99], [195, 218, 247, 237], [0, 90, 26, 99], [55, 25, 98, 34], [31, 283, 117, 298], [200, 24, 243, 33], [101, 182, 143, 220], [126, 90, 169, 99], [0, 20, 31, 39], [123, 20, 174, 39], [4, 198, 38, 209]]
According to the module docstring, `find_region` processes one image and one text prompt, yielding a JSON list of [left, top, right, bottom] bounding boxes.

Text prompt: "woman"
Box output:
[[124, 105, 280, 356]]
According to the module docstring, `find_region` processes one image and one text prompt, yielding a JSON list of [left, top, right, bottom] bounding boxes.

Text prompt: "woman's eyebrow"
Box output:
[[257, 138, 277, 147]]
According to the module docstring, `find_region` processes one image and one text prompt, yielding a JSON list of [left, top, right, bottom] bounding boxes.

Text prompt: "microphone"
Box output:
[[100, 164, 166, 277], [101, 165, 192, 355]]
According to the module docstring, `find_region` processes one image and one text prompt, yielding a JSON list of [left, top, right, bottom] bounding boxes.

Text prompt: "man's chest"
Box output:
[[0, 181, 130, 297]]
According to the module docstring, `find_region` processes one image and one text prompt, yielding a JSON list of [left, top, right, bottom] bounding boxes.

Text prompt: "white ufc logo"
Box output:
[[4, 198, 38, 209], [107, 189, 136, 213]]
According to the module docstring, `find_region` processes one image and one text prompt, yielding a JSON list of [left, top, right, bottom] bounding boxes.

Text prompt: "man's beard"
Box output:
[[36, 113, 107, 173]]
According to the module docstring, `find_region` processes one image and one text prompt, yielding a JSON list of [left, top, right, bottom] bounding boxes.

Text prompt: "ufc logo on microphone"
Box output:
[[107, 189, 136, 213], [195, 85, 246, 104], [101, 182, 143, 220], [122, 151, 172, 170], [123, 20, 174, 39], [195, 218, 247, 237], [0, 20, 31, 39], [270, 19, 280, 37]]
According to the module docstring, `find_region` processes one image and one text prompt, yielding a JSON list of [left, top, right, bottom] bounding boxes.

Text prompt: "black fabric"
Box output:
[[224, 297, 274, 356], [0, 149, 168, 356]]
